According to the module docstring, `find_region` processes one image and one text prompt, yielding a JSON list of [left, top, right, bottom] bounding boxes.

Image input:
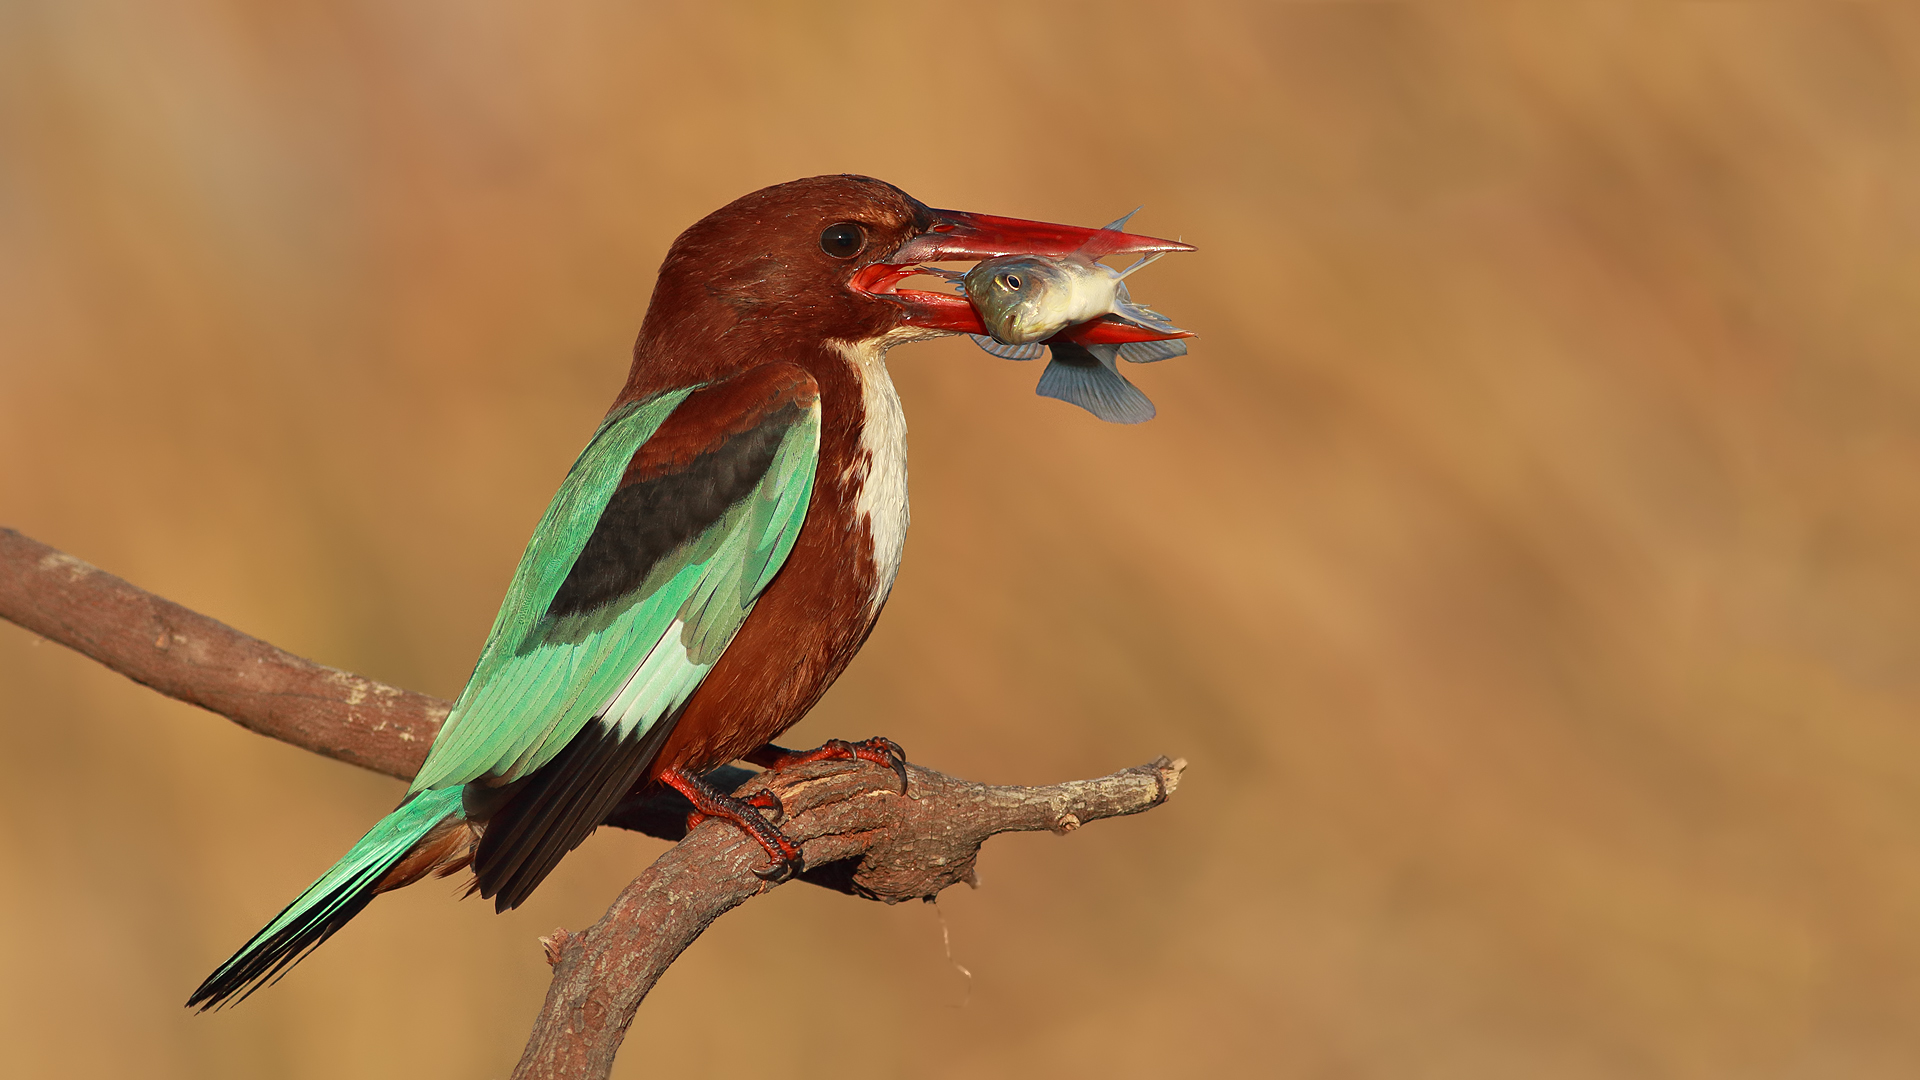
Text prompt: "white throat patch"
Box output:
[[830, 337, 911, 612]]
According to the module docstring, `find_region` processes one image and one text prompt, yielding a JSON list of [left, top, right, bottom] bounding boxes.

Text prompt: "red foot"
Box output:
[[745, 736, 909, 794], [659, 766, 803, 883], [685, 790, 782, 831]]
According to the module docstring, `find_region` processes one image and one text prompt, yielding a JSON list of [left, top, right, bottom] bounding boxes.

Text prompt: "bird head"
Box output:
[[626, 175, 1191, 395]]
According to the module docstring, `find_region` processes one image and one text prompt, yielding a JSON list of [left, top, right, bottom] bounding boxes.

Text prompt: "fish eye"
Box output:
[[819, 222, 866, 259], [1000, 273, 1023, 290]]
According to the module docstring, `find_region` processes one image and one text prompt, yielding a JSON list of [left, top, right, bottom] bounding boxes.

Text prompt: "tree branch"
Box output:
[[523, 756, 1182, 1079], [0, 527, 442, 778], [0, 528, 1184, 1079]]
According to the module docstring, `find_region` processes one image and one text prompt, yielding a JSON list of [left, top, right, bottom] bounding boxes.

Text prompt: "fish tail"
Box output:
[[186, 786, 469, 1011]]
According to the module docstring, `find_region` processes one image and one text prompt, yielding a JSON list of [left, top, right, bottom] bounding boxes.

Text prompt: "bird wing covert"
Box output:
[[411, 366, 822, 794]]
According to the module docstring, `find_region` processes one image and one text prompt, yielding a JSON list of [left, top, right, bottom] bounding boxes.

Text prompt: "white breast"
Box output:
[[832, 338, 910, 612]]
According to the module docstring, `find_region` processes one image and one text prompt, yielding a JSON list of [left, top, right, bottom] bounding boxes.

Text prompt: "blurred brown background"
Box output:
[[4, 2, 1919, 1077]]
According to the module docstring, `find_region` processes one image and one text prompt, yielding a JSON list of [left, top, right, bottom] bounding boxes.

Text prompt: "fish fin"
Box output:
[[918, 265, 967, 294], [1036, 343, 1156, 424], [1108, 282, 1186, 335], [1114, 250, 1166, 280], [1114, 280, 1176, 315], [970, 334, 1046, 361], [1100, 207, 1143, 232], [1117, 338, 1188, 363], [1112, 306, 1187, 338]]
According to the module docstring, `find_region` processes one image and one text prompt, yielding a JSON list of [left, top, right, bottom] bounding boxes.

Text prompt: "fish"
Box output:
[[961, 209, 1182, 345], [923, 210, 1191, 424]]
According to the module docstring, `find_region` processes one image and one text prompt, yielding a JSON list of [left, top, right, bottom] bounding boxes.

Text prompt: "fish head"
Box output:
[[963, 256, 1089, 345]]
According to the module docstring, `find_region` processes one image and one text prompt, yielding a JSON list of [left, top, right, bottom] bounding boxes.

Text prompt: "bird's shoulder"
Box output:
[[616, 362, 820, 487]]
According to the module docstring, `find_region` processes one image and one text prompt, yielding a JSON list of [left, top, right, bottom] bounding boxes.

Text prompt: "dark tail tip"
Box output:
[[186, 882, 378, 1012]]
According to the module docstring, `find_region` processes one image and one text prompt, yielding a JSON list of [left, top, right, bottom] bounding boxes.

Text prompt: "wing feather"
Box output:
[[402, 365, 819, 908], [411, 372, 819, 794], [409, 390, 691, 789]]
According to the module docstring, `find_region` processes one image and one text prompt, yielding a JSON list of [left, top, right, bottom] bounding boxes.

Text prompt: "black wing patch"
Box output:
[[544, 401, 803, 621]]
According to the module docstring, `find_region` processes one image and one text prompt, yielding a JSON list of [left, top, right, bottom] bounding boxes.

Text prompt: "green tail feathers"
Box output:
[[187, 787, 466, 1011]]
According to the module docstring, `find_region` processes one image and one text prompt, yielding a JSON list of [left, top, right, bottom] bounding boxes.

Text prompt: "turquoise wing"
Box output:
[[413, 364, 821, 906]]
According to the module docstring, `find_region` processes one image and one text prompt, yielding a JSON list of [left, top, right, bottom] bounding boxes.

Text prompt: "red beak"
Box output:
[[851, 208, 1196, 343]]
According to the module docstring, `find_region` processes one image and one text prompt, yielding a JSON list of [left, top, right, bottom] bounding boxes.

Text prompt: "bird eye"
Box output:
[[819, 222, 866, 259]]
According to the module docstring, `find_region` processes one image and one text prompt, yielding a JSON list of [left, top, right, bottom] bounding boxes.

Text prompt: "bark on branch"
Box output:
[[0, 527, 444, 778], [0, 528, 1184, 1080]]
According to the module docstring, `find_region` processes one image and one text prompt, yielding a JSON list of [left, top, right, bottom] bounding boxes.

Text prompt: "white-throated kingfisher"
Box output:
[[189, 175, 1192, 1009]]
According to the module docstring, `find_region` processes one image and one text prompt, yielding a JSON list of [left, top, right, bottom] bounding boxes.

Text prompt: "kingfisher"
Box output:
[[188, 175, 1192, 1009]]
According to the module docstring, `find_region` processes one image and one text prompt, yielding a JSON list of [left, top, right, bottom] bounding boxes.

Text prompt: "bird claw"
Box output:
[[846, 736, 910, 795], [660, 766, 804, 885], [684, 790, 782, 832], [753, 853, 801, 884], [747, 736, 910, 795], [742, 790, 784, 823], [666, 737, 904, 886]]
